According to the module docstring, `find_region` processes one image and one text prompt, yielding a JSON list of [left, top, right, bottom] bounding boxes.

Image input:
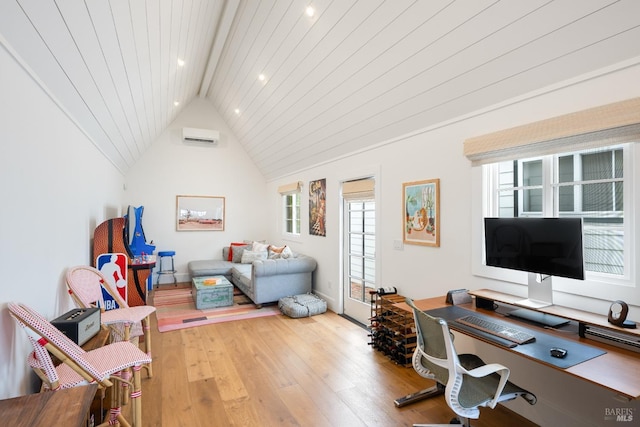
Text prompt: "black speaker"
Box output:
[[608, 300, 636, 328]]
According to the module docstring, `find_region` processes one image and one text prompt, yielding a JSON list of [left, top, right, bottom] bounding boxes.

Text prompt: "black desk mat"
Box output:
[[425, 306, 606, 369]]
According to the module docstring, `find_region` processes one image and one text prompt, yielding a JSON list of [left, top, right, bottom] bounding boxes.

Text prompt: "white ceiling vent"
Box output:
[[182, 127, 219, 145]]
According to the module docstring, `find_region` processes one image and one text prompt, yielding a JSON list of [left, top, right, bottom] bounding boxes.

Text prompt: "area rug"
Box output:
[[153, 286, 281, 332]]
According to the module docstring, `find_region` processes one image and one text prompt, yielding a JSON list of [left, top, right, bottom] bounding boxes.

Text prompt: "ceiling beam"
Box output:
[[199, 0, 240, 98]]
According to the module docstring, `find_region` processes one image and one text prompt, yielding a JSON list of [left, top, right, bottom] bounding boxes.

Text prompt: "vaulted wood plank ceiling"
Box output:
[[2, 0, 640, 180]]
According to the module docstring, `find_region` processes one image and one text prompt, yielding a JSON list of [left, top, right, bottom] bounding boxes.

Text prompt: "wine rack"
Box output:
[[368, 292, 417, 367]]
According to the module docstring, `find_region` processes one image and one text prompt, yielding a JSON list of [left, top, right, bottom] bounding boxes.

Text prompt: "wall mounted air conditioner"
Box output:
[[182, 127, 220, 145]]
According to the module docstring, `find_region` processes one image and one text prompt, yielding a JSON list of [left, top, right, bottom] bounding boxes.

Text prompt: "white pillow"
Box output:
[[280, 246, 294, 259], [252, 241, 270, 252], [268, 245, 284, 258], [241, 250, 268, 264]]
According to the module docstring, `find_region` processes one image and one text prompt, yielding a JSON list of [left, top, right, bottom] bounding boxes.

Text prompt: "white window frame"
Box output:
[[282, 191, 301, 237], [471, 142, 639, 306]]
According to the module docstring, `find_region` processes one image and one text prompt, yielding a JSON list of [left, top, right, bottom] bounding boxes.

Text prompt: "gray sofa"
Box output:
[[188, 246, 317, 307]]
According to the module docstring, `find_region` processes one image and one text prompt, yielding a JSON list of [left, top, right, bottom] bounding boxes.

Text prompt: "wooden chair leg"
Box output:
[[121, 368, 132, 406], [121, 323, 132, 406], [97, 374, 131, 427], [131, 365, 143, 427], [142, 316, 153, 377]]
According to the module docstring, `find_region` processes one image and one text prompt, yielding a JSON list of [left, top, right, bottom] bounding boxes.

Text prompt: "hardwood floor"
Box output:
[[138, 304, 537, 426]]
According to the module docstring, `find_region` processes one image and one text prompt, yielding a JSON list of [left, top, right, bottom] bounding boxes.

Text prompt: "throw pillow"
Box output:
[[231, 244, 250, 263], [241, 250, 268, 264], [268, 245, 285, 259], [252, 241, 270, 252], [281, 245, 294, 259], [228, 242, 249, 261]]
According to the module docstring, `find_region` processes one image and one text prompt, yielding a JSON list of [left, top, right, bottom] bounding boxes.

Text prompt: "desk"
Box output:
[[396, 292, 640, 401], [0, 384, 97, 427]]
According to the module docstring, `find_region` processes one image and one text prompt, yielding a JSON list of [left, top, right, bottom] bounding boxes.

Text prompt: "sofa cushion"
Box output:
[[231, 264, 253, 288], [188, 259, 233, 277], [241, 250, 267, 264]]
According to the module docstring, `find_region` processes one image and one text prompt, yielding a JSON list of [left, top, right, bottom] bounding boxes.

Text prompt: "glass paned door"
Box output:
[[343, 199, 375, 324]]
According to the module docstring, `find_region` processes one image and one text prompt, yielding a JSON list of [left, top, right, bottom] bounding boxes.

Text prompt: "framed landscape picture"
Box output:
[[176, 195, 225, 231], [403, 179, 440, 247]]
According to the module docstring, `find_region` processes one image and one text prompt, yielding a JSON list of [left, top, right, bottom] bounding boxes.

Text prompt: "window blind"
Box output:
[[278, 181, 302, 194], [342, 178, 374, 199], [464, 97, 640, 165]]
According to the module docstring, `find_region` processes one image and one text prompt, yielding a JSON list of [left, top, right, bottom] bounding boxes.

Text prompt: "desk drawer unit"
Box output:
[[192, 276, 233, 309]]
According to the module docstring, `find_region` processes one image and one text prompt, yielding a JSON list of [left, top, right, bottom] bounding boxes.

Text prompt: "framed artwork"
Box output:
[[309, 178, 326, 236], [403, 179, 440, 247], [176, 195, 225, 231]]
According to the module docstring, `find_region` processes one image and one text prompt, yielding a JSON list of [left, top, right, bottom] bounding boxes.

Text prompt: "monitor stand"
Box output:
[[507, 308, 569, 327], [516, 273, 553, 309]]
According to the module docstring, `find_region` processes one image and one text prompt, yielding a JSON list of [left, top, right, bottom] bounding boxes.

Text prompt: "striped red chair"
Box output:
[[66, 265, 155, 377], [9, 302, 151, 427]]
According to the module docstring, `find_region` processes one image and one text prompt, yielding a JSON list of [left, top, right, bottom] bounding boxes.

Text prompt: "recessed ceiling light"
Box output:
[[234, 108, 240, 115], [305, 6, 315, 17], [177, 58, 185, 67], [258, 74, 266, 81], [174, 101, 180, 106]]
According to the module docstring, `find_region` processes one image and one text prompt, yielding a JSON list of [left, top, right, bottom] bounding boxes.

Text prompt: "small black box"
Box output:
[[475, 297, 497, 311], [51, 308, 101, 345]]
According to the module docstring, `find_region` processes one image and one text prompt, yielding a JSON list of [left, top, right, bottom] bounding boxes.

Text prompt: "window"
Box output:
[[478, 142, 637, 304], [283, 192, 301, 235], [466, 97, 640, 305], [487, 144, 628, 277], [279, 182, 302, 236]]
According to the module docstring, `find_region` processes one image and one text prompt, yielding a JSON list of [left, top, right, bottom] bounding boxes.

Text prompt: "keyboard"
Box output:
[[456, 315, 536, 345]]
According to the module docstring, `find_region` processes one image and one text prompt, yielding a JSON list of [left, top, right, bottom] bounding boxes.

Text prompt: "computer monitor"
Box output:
[[484, 217, 585, 308]]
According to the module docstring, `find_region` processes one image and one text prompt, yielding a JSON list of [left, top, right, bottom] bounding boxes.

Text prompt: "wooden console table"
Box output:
[[0, 384, 97, 427]]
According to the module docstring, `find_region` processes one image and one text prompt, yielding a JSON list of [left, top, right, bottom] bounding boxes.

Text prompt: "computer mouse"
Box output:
[[550, 347, 567, 358]]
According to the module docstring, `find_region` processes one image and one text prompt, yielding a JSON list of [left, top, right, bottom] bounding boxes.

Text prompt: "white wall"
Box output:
[[124, 98, 267, 280], [0, 44, 125, 399], [265, 60, 640, 426]]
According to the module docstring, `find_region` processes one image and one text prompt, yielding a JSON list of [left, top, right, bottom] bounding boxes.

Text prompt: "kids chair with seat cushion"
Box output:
[[406, 298, 536, 426], [9, 302, 152, 427], [66, 265, 155, 377]]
